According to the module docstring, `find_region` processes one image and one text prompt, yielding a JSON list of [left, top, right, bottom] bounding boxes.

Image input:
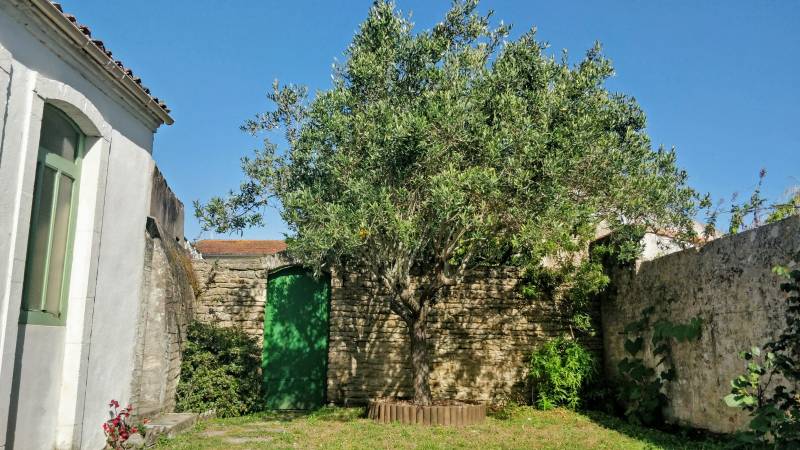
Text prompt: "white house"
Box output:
[[0, 1, 178, 448]]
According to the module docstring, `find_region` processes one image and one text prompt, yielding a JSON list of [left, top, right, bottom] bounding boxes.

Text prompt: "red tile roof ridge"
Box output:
[[194, 239, 288, 256]]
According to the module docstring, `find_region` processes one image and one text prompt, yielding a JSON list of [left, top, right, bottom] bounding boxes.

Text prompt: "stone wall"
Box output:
[[130, 218, 196, 418], [191, 257, 600, 405], [601, 215, 800, 433], [192, 254, 293, 347], [327, 267, 599, 405], [149, 163, 184, 244], [129, 164, 194, 418]]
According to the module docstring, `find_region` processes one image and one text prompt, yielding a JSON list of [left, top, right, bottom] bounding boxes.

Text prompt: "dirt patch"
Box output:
[[240, 423, 287, 433], [200, 430, 228, 437]]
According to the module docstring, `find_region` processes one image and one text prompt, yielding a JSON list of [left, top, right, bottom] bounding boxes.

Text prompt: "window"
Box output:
[[20, 103, 82, 326]]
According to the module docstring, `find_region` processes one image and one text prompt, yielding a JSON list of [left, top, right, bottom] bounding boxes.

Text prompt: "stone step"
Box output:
[[142, 411, 214, 447]]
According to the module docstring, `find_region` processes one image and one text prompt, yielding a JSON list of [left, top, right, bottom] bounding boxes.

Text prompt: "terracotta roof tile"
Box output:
[[48, 2, 171, 115], [195, 240, 287, 257]]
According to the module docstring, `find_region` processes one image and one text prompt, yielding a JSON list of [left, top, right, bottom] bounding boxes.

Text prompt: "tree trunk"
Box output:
[[409, 307, 432, 405]]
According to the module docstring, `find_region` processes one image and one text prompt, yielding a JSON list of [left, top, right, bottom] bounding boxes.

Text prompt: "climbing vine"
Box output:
[[724, 261, 800, 447], [519, 224, 647, 338], [616, 306, 703, 426], [702, 169, 799, 238]]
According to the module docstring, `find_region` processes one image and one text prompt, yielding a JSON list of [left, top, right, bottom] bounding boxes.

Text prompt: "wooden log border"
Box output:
[[367, 401, 486, 426]]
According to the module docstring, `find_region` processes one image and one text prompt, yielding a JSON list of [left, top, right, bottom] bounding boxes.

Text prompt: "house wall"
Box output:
[[601, 215, 800, 433], [191, 257, 602, 405], [0, 3, 165, 448]]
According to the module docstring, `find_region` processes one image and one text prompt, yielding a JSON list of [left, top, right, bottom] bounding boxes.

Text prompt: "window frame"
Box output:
[[20, 104, 83, 326]]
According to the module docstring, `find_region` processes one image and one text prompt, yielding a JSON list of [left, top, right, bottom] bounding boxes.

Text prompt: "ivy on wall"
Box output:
[[616, 306, 703, 426], [724, 261, 800, 446], [518, 224, 647, 338]]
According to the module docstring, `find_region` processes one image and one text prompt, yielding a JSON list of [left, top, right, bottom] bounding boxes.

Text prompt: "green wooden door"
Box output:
[[263, 266, 330, 409]]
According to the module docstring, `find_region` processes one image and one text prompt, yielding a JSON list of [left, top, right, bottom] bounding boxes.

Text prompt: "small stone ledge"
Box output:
[[143, 410, 215, 446]]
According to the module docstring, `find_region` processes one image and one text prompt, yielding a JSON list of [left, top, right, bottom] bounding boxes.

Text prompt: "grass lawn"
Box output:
[[154, 406, 727, 449]]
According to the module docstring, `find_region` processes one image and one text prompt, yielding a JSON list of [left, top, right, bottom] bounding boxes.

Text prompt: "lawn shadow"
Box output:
[[582, 410, 732, 450]]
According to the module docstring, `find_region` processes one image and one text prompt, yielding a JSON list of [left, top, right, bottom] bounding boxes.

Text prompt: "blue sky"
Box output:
[[59, 1, 799, 240]]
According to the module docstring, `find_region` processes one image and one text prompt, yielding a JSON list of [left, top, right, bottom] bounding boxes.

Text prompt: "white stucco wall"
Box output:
[[639, 233, 686, 262], [80, 132, 155, 449], [7, 325, 66, 449], [0, 2, 165, 448]]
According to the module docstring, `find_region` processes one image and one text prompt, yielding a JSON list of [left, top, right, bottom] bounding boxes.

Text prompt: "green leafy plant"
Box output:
[[724, 263, 800, 446], [616, 307, 702, 426], [176, 322, 262, 418], [529, 337, 596, 410]]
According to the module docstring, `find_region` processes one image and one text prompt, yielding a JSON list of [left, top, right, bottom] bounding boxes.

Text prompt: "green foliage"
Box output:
[[616, 307, 702, 426], [529, 337, 596, 410], [197, 0, 699, 290], [519, 224, 646, 337], [703, 169, 799, 237], [590, 224, 648, 267], [196, 0, 700, 402], [724, 261, 800, 446], [488, 399, 526, 420], [519, 260, 610, 336], [767, 191, 800, 224], [176, 322, 262, 418]]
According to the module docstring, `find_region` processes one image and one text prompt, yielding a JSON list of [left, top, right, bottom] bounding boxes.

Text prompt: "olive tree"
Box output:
[[196, 0, 698, 405]]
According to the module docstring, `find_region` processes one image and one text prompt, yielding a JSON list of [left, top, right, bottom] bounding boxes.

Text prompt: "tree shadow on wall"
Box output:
[[335, 268, 412, 403], [338, 266, 561, 405], [432, 267, 552, 403]]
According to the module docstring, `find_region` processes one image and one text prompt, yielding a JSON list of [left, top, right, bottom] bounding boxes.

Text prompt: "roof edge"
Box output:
[[27, 0, 174, 125]]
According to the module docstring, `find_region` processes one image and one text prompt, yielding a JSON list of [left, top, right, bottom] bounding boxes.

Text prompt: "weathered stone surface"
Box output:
[[130, 218, 195, 418], [601, 215, 800, 433], [121, 432, 145, 449], [143, 411, 211, 446]]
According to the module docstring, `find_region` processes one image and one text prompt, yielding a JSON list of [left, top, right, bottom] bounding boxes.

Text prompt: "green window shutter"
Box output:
[[20, 104, 83, 326]]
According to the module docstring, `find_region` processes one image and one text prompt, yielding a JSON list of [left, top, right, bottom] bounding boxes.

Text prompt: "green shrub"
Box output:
[[176, 322, 262, 417], [529, 337, 596, 410]]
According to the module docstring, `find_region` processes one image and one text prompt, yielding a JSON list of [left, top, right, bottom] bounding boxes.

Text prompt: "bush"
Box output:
[[529, 337, 596, 410], [176, 322, 262, 417]]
